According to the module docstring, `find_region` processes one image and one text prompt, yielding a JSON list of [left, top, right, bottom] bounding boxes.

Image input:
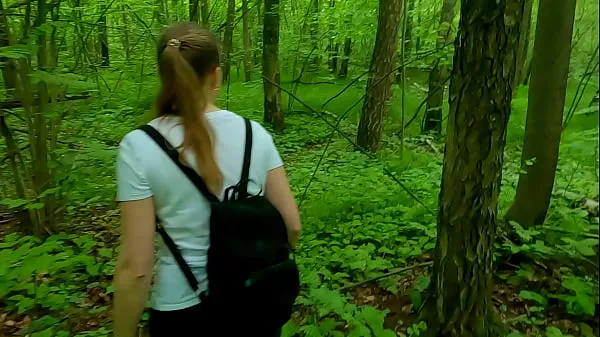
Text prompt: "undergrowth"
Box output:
[[0, 74, 598, 337]]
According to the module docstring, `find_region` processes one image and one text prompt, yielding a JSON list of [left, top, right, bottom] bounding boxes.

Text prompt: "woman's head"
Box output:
[[155, 22, 223, 194]]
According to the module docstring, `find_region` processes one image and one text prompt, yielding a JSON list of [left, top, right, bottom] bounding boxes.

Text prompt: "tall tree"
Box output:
[[422, 0, 457, 134], [512, 0, 534, 90], [426, 0, 524, 335], [337, 13, 352, 78], [254, 0, 263, 66], [35, 0, 48, 69], [396, 0, 414, 83], [356, 0, 403, 152], [309, 0, 320, 67], [506, 0, 577, 226], [242, 0, 252, 81], [98, 0, 109, 67], [49, 0, 61, 69], [263, 0, 283, 131], [120, 5, 131, 60], [189, 0, 199, 22], [326, 0, 338, 73], [200, 0, 210, 28], [0, 0, 17, 90], [222, 0, 236, 82]]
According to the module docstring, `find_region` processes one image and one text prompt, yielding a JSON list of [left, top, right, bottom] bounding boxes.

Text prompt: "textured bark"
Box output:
[[222, 0, 235, 81], [0, 0, 17, 90], [309, 0, 320, 68], [396, 0, 414, 83], [35, 0, 48, 70], [121, 5, 130, 60], [506, 0, 576, 226], [327, 0, 336, 73], [98, 1, 109, 67], [254, 0, 263, 66], [356, 0, 403, 152], [422, 0, 457, 134], [154, 0, 168, 26], [427, 0, 524, 336], [200, 0, 210, 28], [242, 0, 252, 81], [48, 1, 59, 69], [189, 0, 199, 22], [338, 37, 351, 78], [263, 0, 283, 131], [0, 113, 30, 230], [512, 0, 533, 90]]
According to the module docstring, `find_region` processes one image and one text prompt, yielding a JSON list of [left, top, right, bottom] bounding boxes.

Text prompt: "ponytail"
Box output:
[[156, 39, 223, 195]]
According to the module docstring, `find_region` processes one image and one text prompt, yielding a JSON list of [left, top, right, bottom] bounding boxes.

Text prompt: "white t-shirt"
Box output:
[[116, 110, 284, 311]]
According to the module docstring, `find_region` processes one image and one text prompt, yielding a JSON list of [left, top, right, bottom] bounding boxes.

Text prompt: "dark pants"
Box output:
[[149, 304, 282, 337]]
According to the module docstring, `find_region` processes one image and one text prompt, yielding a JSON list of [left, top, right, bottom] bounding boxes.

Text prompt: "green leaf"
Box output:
[[31, 328, 54, 337], [519, 290, 548, 306], [545, 327, 565, 337], [574, 238, 598, 256], [281, 320, 299, 337], [413, 276, 430, 291], [0, 45, 33, 59], [407, 289, 422, 309], [17, 297, 35, 313], [506, 332, 525, 337]]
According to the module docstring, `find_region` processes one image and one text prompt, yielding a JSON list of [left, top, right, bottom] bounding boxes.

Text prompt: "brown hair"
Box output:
[[155, 22, 223, 194]]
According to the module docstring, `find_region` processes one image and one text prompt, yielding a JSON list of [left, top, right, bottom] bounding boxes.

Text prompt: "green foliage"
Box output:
[[0, 233, 114, 335]]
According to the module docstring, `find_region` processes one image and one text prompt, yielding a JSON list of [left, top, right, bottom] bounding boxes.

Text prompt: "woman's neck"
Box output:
[[204, 103, 220, 113]]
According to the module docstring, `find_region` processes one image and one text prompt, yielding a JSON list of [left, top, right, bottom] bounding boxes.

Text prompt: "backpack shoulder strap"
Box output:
[[136, 124, 213, 296], [238, 118, 253, 198], [137, 125, 219, 203]]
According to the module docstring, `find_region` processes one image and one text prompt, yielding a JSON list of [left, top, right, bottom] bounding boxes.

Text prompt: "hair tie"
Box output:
[[167, 38, 182, 49]]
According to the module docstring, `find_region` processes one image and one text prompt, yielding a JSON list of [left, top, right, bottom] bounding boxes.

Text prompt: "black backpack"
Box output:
[[138, 118, 300, 330]]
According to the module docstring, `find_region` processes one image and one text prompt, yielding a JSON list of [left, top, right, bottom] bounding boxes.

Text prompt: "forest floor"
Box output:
[[0, 71, 598, 337]]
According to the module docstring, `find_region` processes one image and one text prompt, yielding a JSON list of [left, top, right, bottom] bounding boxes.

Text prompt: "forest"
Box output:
[[0, 0, 598, 336]]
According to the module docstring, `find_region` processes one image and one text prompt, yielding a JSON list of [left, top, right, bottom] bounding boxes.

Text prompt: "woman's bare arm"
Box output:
[[265, 167, 302, 247], [113, 198, 155, 337]]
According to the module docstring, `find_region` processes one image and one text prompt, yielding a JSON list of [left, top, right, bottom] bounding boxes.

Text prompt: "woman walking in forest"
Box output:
[[112, 22, 301, 337]]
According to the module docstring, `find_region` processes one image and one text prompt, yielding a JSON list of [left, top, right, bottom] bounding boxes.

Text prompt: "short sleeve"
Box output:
[[263, 128, 284, 171], [116, 133, 153, 202]]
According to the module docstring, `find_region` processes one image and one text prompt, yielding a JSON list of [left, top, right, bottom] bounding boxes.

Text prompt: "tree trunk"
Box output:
[[36, 0, 48, 70], [506, 0, 576, 226], [396, 0, 414, 83], [98, 0, 109, 67], [521, 53, 533, 84], [512, 0, 533, 91], [356, 0, 403, 152], [263, 0, 283, 131], [189, 0, 199, 22], [0, 113, 31, 230], [414, 0, 421, 53], [0, 0, 17, 90], [49, 1, 61, 70], [338, 37, 351, 78], [121, 5, 131, 60], [222, 0, 235, 82], [254, 0, 263, 66], [309, 0, 320, 68], [154, 0, 168, 26], [242, 0, 252, 81], [200, 0, 210, 28], [422, 0, 457, 134], [327, 0, 336, 73], [426, 0, 524, 335]]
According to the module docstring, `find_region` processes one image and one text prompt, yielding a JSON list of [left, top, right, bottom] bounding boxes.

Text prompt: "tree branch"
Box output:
[[338, 261, 433, 291], [0, 93, 91, 109], [262, 76, 435, 215]]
